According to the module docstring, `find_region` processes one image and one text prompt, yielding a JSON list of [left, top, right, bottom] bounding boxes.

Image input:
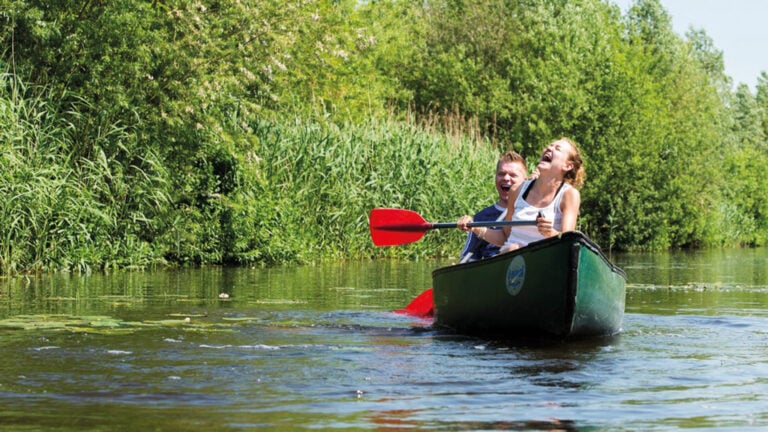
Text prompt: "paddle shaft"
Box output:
[[369, 208, 538, 246], [373, 220, 536, 232]]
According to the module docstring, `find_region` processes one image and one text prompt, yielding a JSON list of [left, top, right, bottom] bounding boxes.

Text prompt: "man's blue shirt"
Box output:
[[459, 203, 505, 262]]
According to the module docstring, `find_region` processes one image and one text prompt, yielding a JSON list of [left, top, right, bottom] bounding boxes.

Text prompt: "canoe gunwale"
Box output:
[[431, 231, 625, 279]]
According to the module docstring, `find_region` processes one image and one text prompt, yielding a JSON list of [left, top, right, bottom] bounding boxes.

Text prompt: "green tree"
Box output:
[[756, 72, 768, 138]]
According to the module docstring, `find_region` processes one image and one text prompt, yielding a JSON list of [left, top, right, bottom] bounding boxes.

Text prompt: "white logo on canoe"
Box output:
[[506, 256, 525, 296]]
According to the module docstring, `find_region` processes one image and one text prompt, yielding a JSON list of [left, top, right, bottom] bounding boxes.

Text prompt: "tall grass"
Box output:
[[0, 73, 170, 274], [1, 71, 512, 272], [225, 117, 503, 263]]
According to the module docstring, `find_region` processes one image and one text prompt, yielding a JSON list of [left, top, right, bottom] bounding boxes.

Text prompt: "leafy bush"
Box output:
[[3, 0, 768, 274]]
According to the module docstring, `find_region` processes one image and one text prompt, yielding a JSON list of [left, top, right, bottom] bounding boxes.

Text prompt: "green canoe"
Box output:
[[432, 231, 626, 339]]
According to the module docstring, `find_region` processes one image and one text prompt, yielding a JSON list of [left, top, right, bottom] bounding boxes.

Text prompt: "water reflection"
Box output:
[[0, 260, 445, 320], [615, 247, 768, 287]]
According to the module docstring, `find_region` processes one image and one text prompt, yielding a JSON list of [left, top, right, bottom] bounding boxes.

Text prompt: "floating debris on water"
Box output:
[[0, 314, 237, 334]]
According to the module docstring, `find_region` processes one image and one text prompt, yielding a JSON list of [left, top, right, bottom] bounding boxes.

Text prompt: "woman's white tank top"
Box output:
[[501, 179, 571, 249]]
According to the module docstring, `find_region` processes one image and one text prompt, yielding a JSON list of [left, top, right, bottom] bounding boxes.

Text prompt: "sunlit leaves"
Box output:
[[2, 0, 768, 267]]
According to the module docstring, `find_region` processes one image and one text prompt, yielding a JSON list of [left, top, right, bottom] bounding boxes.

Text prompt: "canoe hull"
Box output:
[[432, 231, 626, 339]]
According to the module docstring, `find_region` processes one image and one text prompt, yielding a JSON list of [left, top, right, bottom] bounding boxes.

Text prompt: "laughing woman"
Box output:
[[460, 137, 585, 253]]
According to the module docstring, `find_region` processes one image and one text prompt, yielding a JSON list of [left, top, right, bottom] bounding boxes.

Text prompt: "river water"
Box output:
[[0, 249, 767, 431]]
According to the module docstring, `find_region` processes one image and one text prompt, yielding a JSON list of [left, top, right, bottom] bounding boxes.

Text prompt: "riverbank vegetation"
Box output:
[[2, 0, 768, 273]]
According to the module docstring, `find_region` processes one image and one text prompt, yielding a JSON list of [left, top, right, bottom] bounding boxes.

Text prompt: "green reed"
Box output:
[[239, 117, 501, 263], [1, 71, 506, 272], [0, 73, 169, 274]]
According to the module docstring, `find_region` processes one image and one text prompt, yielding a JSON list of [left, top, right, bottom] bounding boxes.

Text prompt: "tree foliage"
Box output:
[[1, 0, 767, 272]]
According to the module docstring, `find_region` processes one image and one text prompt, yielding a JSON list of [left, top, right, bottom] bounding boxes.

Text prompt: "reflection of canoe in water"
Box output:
[[432, 231, 626, 339]]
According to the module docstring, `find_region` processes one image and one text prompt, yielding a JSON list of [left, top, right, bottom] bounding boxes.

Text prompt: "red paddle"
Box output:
[[369, 208, 536, 246], [373, 208, 536, 317], [394, 288, 434, 318]]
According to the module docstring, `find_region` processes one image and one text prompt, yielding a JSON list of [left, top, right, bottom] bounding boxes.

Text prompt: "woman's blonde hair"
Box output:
[[560, 137, 585, 189]]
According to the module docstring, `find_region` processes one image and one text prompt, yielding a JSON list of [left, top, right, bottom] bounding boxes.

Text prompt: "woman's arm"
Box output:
[[472, 227, 506, 246], [458, 216, 507, 246], [559, 187, 580, 232], [536, 187, 580, 238], [502, 186, 523, 238]]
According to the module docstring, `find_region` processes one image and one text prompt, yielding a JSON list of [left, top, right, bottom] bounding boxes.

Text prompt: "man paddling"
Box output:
[[394, 150, 530, 318], [457, 151, 529, 263]]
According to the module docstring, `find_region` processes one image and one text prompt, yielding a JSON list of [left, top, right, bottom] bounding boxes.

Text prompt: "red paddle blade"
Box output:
[[394, 288, 434, 318], [369, 208, 432, 246]]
